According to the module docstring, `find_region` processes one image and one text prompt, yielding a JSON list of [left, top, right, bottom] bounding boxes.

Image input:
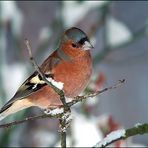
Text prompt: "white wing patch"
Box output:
[[32, 83, 38, 89]]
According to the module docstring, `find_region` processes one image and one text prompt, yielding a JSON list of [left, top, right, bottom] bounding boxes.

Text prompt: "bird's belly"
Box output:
[[62, 70, 91, 98], [55, 58, 92, 98]]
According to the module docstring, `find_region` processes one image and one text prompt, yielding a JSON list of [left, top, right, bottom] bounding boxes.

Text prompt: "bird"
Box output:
[[0, 27, 93, 121]]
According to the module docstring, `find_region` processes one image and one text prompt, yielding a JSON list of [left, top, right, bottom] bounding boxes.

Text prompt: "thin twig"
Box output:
[[59, 118, 67, 148], [25, 39, 69, 148], [0, 113, 63, 129], [25, 39, 62, 95], [67, 79, 125, 107]]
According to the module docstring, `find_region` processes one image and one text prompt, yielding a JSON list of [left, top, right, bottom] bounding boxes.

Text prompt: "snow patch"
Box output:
[[94, 129, 126, 147], [72, 112, 102, 147], [47, 78, 64, 90], [55, 111, 102, 147], [3, 64, 27, 98], [1, 1, 23, 36], [39, 27, 52, 41], [44, 108, 64, 115], [62, 1, 108, 27], [65, 97, 73, 103], [107, 16, 132, 47], [34, 130, 57, 147], [135, 123, 142, 128]]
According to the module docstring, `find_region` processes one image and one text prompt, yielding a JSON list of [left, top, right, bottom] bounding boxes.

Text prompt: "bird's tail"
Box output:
[[0, 99, 34, 121]]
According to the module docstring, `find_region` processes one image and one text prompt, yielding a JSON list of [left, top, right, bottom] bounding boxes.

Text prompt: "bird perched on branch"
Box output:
[[0, 27, 93, 121]]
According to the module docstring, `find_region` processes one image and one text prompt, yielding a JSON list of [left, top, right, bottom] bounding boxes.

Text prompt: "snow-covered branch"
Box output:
[[93, 123, 148, 147]]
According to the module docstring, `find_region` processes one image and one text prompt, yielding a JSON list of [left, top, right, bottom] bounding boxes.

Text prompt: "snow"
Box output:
[[62, 111, 71, 120], [72, 112, 102, 147], [3, 64, 27, 99], [86, 95, 98, 106], [135, 123, 142, 128], [44, 108, 64, 115], [1, 1, 23, 36], [39, 27, 52, 42], [65, 97, 73, 103], [33, 130, 57, 147], [94, 129, 126, 147], [107, 16, 132, 47], [54, 111, 102, 147], [47, 77, 64, 90], [62, 1, 108, 27]]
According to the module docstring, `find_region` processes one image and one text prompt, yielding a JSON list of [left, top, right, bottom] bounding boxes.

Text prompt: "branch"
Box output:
[[93, 123, 148, 147], [0, 112, 63, 129], [67, 79, 125, 107], [25, 39, 69, 148], [0, 79, 125, 128]]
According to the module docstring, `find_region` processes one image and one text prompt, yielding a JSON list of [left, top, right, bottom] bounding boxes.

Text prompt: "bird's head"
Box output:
[[59, 27, 94, 58]]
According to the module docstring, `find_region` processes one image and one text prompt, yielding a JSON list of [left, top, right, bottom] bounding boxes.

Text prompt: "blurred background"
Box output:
[[0, 1, 148, 147]]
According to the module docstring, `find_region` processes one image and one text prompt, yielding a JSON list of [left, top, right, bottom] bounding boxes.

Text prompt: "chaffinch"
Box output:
[[0, 27, 93, 121]]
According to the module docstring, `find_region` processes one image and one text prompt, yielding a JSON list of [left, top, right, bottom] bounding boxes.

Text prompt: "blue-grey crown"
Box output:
[[64, 27, 89, 44]]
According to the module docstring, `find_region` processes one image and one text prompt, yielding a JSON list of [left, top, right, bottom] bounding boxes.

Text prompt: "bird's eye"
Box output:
[[72, 43, 77, 48]]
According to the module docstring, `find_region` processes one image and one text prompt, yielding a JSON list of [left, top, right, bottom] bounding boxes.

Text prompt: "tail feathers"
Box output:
[[0, 99, 34, 121]]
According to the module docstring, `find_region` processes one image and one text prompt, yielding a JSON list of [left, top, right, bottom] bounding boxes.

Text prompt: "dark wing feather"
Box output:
[[0, 54, 61, 113], [12, 71, 46, 99], [0, 71, 47, 113]]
